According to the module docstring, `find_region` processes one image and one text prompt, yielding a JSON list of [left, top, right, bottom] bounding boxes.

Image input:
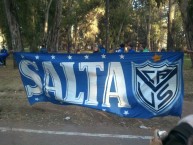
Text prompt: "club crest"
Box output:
[[132, 60, 181, 114]]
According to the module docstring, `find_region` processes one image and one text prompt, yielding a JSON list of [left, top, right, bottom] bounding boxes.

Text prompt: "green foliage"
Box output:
[[62, 0, 102, 27], [100, 0, 134, 47], [16, 0, 48, 49], [0, 0, 189, 53], [154, 0, 166, 7], [0, 0, 11, 46], [188, 0, 193, 23], [0, 0, 6, 34]]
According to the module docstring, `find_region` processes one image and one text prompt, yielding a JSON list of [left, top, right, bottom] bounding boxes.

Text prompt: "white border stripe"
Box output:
[[0, 127, 152, 140]]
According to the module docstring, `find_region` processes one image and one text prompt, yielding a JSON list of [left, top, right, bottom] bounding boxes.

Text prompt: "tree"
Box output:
[[0, 0, 189, 58], [167, 0, 176, 51], [3, 0, 24, 68], [99, 0, 133, 50], [43, 0, 53, 43], [0, 0, 10, 47], [178, 0, 193, 67], [47, 0, 63, 52], [105, 0, 109, 51], [156, 0, 193, 67], [3, 0, 23, 52], [146, 0, 152, 50], [60, 0, 102, 53]]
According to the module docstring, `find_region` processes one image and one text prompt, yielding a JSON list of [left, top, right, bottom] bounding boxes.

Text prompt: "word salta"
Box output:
[[14, 52, 184, 118]]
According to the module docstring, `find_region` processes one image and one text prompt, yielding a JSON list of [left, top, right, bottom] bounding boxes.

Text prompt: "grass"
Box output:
[[0, 56, 23, 92], [184, 54, 192, 70]]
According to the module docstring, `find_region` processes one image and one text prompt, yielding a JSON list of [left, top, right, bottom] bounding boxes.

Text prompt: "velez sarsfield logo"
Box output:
[[132, 60, 181, 115]]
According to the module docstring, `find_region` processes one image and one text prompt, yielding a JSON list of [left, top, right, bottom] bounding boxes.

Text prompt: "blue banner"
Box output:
[[14, 52, 184, 118]]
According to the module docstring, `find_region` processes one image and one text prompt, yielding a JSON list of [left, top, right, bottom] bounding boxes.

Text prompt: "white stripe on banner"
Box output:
[[0, 127, 152, 140]]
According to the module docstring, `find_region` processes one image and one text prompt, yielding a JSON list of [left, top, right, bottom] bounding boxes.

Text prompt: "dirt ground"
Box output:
[[0, 55, 193, 132]]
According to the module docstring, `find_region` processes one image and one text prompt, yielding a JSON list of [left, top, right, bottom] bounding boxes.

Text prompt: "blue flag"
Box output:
[[14, 52, 184, 118]]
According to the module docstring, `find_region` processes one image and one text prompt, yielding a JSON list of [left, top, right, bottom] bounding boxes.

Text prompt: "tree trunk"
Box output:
[[47, 0, 62, 52], [146, 0, 152, 50], [116, 15, 126, 47], [74, 23, 78, 53], [178, 0, 193, 67], [105, 0, 110, 51], [3, 0, 23, 52], [66, 27, 72, 53], [3, 0, 23, 68], [43, 0, 53, 44], [167, 0, 175, 51]]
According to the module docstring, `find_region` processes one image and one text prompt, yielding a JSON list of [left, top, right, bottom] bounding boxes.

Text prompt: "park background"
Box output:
[[0, 1, 193, 144], [0, 50, 192, 133], [0, 1, 193, 59], [0, 0, 193, 129]]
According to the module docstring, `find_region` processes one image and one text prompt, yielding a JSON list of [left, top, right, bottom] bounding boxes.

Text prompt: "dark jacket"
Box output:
[[162, 123, 193, 145], [1, 48, 8, 54]]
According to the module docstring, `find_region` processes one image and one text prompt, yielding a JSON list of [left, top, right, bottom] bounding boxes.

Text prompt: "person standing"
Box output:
[[115, 43, 125, 53], [93, 47, 99, 53], [99, 45, 107, 53], [138, 44, 144, 52], [143, 46, 150, 52], [128, 43, 135, 53], [40, 44, 48, 53], [0, 45, 8, 66], [93, 44, 99, 53]]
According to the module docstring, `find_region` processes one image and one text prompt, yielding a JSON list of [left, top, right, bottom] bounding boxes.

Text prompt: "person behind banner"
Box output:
[[161, 48, 166, 52], [99, 45, 107, 53], [150, 114, 193, 145], [143, 46, 150, 52], [93, 44, 99, 53], [138, 44, 144, 52], [40, 44, 48, 53], [0, 45, 9, 66], [127, 43, 135, 53], [115, 43, 125, 53]]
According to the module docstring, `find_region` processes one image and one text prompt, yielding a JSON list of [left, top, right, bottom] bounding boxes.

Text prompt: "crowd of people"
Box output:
[[92, 42, 153, 54], [0, 42, 171, 67]]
